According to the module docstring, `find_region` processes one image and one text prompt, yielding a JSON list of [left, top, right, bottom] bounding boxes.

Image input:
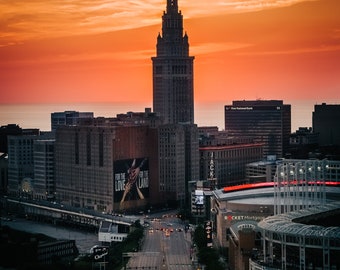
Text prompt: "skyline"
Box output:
[[1, 0, 340, 104]]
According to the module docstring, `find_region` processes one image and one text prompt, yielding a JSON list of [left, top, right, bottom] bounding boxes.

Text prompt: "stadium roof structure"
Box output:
[[258, 201, 340, 239], [212, 183, 340, 206]]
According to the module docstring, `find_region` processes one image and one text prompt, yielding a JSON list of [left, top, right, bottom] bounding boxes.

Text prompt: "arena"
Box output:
[[210, 159, 340, 270]]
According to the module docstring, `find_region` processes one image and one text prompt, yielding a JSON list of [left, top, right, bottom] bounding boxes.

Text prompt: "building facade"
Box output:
[[7, 134, 37, 197], [7, 132, 55, 197], [245, 156, 280, 183], [157, 123, 199, 206], [152, 0, 194, 125], [33, 139, 55, 200], [0, 152, 8, 195], [152, 0, 199, 208], [55, 124, 159, 213], [313, 103, 340, 146], [224, 100, 291, 158], [51, 111, 94, 131], [199, 132, 263, 187]]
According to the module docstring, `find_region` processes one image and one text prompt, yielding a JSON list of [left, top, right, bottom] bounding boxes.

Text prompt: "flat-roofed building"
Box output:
[[51, 111, 94, 131], [313, 103, 340, 146], [199, 140, 263, 187], [245, 155, 280, 183], [33, 139, 55, 200], [55, 124, 158, 213], [224, 100, 291, 158]]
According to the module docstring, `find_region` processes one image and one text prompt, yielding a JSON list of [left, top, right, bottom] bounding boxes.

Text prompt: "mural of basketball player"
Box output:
[[120, 158, 147, 205]]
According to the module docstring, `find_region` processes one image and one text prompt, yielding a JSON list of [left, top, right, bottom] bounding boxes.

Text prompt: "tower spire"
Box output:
[[167, 0, 178, 12], [152, 0, 194, 124]]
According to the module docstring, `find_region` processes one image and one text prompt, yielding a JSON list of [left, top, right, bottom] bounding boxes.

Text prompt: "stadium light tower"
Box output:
[[274, 159, 328, 215]]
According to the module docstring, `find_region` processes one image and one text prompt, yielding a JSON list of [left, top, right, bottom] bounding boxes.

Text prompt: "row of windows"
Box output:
[[74, 132, 104, 167], [200, 147, 262, 159]]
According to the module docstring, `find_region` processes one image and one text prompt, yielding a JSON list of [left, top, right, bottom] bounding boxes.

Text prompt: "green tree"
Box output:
[[193, 225, 206, 250]]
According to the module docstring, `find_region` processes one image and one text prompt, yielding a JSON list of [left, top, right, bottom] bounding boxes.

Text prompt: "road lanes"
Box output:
[[126, 216, 193, 270]]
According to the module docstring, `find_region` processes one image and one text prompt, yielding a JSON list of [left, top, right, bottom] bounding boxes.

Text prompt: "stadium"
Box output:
[[210, 159, 340, 270]]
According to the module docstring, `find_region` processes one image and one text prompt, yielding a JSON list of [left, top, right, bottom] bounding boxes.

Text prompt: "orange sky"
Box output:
[[0, 0, 339, 104]]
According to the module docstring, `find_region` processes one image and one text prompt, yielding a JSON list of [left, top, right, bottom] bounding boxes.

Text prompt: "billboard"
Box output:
[[114, 158, 149, 203], [194, 190, 204, 205]]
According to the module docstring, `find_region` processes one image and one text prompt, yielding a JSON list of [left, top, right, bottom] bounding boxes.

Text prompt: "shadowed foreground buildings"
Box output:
[[54, 114, 198, 212]]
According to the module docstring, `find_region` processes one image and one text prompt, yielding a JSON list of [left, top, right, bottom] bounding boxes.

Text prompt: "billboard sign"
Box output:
[[194, 190, 204, 205], [204, 220, 213, 247], [114, 158, 149, 203]]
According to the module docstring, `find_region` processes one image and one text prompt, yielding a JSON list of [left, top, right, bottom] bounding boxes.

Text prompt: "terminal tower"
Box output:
[[152, 0, 195, 124]]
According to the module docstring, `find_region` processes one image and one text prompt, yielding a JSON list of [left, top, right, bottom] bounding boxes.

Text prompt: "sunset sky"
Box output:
[[1, 0, 340, 104]]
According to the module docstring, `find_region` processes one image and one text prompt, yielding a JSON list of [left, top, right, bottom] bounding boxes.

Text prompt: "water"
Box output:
[[0, 100, 339, 132], [1, 218, 100, 253]]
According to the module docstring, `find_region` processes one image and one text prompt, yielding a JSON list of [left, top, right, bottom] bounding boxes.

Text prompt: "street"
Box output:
[[125, 215, 194, 270]]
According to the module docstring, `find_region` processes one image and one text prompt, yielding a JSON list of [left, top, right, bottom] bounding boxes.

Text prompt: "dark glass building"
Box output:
[[152, 0, 195, 124], [313, 103, 340, 146], [224, 100, 291, 158]]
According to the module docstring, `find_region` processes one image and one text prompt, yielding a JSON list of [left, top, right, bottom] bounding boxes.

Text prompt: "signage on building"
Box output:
[[205, 220, 213, 247], [225, 215, 263, 222], [113, 158, 149, 203], [92, 246, 108, 260], [194, 190, 204, 205], [225, 106, 282, 111]]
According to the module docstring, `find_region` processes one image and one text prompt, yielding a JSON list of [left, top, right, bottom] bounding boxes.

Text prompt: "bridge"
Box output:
[[2, 197, 138, 230]]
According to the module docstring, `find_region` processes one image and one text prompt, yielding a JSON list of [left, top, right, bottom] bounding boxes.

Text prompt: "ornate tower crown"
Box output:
[[167, 0, 178, 12]]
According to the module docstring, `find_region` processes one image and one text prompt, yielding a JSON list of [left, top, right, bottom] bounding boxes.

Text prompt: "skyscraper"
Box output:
[[225, 100, 291, 158], [152, 0, 199, 207], [313, 103, 340, 146], [152, 0, 195, 124]]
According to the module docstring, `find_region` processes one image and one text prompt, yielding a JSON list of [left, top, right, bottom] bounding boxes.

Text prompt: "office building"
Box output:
[[157, 123, 199, 206], [51, 111, 94, 131], [33, 139, 55, 200], [199, 131, 263, 187], [7, 132, 54, 197], [55, 124, 158, 213], [152, 0, 195, 124], [0, 124, 39, 153], [225, 100, 291, 158], [152, 0, 199, 207], [313, 103, 340, 146], [7, 134, 36, 196], [245, 156, 280, 183], [0, 152, 8, 195]]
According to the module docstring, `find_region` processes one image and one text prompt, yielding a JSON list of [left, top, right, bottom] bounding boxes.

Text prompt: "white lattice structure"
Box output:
[[250, 159, 340, 270], [253, 202, 340, 270], [274, 159, 333, 215]]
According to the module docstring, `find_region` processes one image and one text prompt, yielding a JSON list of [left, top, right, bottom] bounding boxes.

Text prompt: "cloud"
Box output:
[[191, 42, 253, 55], [0, 0, 313, 45], [236, 44, 340, 56]]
